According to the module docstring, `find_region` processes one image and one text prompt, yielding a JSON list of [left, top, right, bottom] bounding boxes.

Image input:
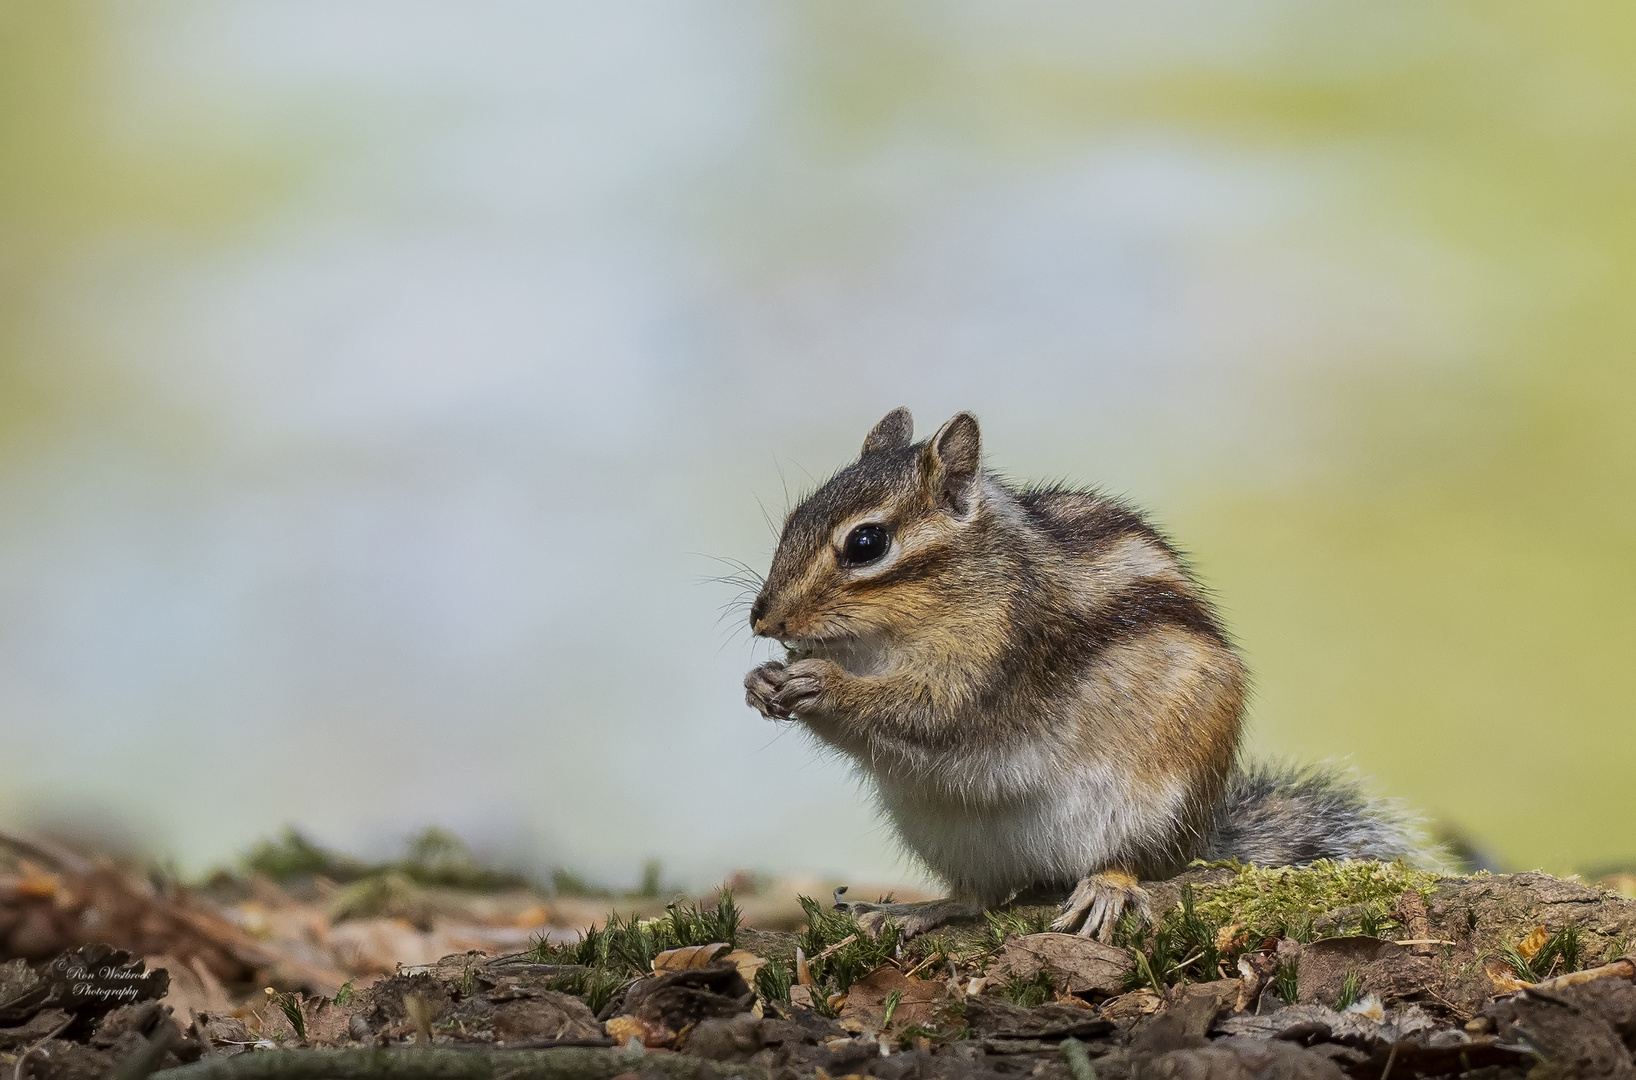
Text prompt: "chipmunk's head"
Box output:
[[750, 408, 987, 657]]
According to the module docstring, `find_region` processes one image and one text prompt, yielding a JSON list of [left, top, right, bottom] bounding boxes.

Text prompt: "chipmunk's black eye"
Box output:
[[841, 524, 890, 566]]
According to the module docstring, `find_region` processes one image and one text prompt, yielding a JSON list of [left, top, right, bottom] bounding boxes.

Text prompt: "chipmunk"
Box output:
[[743, 408, 1417, 940]]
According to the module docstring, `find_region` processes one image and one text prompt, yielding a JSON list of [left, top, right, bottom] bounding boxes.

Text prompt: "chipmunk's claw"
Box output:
[[1052, 872, 1150, 942], [744, 661, 791, 719], [744, 658, 842, 719]]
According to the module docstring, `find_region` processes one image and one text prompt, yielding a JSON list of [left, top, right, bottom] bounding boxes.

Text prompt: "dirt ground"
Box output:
[[6, 830, 1636, 1079]]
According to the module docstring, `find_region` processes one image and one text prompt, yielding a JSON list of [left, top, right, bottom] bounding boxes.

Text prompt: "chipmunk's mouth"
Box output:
[[782, 632, 887, 677]]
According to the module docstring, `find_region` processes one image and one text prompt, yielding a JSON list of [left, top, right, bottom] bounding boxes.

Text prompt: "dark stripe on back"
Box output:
[[1015, 486, 1170, 558], [974, 579, 1228, 727], [1096, 580, 1224, 643]]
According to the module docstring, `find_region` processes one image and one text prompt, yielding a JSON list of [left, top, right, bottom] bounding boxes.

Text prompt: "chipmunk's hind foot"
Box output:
[[833, 888, 983, 940], [1052, 871, 1150, 942]]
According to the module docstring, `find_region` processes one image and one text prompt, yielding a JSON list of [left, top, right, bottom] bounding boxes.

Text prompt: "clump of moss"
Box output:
[[1336, 968, 1364, 1010], [1273, 959, 1300, 1004], [1187, 860, 1434, 940], [1115, 861, 1435, 994], [996, 970, 1056, 1008], [542, 966, 628, 1015], [983, 908, 1054, 947], [397, 828, 531, 890], [533, 889, 742, 976], [756, 957, 793, 1003], [798, 895, 901, 993], [1117, 884, 1223, 992], [325, 871, 440, 928]]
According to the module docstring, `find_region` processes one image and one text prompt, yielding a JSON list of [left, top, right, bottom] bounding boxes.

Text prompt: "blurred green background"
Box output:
[[1, 2, 1630, 883]]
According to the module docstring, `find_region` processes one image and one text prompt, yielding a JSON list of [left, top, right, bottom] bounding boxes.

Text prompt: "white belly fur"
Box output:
[[860, 740, 1187, 904]]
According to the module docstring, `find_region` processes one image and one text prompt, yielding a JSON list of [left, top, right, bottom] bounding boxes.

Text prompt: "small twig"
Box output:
[[900, 952, 942, 980], [1527, 957, 1636, 993], [1392, 939, 1456, 947], [1168, 950, 1204, 974], [812, 934, 858, 962], [12, 1015, 72, 1080]]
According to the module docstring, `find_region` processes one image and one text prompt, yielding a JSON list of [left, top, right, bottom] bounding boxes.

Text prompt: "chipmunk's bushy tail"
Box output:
[[1202, 762, 1426, 867]]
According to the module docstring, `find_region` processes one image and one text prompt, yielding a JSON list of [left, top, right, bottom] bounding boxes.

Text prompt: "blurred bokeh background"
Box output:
[[1, 1, 1631, 890]]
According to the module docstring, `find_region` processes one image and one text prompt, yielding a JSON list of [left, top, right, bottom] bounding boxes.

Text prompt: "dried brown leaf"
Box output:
[[1214, 922, 1248, 955], [719, 949, 767, 987], [1517, 925, 1549, 962], [836, 965, 946, 1035], [650, 942, 729, 973], [987, 932, 1132, 997]]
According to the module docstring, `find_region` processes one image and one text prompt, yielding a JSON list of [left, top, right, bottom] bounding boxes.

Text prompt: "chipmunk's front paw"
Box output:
[[744, 658, 845, 719], [1052, 871, 1150, 943], [772, 657, 845, 718], [744, 661, 790, 719]]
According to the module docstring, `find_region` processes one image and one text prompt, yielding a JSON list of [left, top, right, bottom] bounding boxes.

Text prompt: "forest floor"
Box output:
[[4, 830, 1636, 1079]]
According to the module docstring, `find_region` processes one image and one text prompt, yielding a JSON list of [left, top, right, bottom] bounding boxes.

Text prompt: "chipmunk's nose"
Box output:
[[750, 595, 786, 638]]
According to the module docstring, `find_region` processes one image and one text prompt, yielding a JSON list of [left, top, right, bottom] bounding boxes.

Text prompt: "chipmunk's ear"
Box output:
[[861, 407, 914, 456], [922, 412, 982, 516]]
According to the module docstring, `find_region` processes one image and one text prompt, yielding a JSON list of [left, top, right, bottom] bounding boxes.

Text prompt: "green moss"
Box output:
[[241, 826, 528, 891], [755, 957, 793, 1003], [325, 871, 438, 927], [543, 966, 627, 1015], [1356, 902, 1389, 939], [1186, 861, 1434, 940], [797, 896, 901, 993], [1336, 968, 1363, 1010], [1114, 862, 1436, 993], [533, 890, 741, 976], [1273, 960, 1300, 1005], [983, 908, 1054, 947], [1499, 925, 1584, 983], [398, 828, 529, 891], [1115, 883, 1222, 991], [995, 970, 1055, 1008]]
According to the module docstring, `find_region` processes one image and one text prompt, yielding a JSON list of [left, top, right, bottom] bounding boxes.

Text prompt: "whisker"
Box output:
[[773, 458, 791, 517], [694, 554, 764, 578], [755, 497, 778, 539]]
